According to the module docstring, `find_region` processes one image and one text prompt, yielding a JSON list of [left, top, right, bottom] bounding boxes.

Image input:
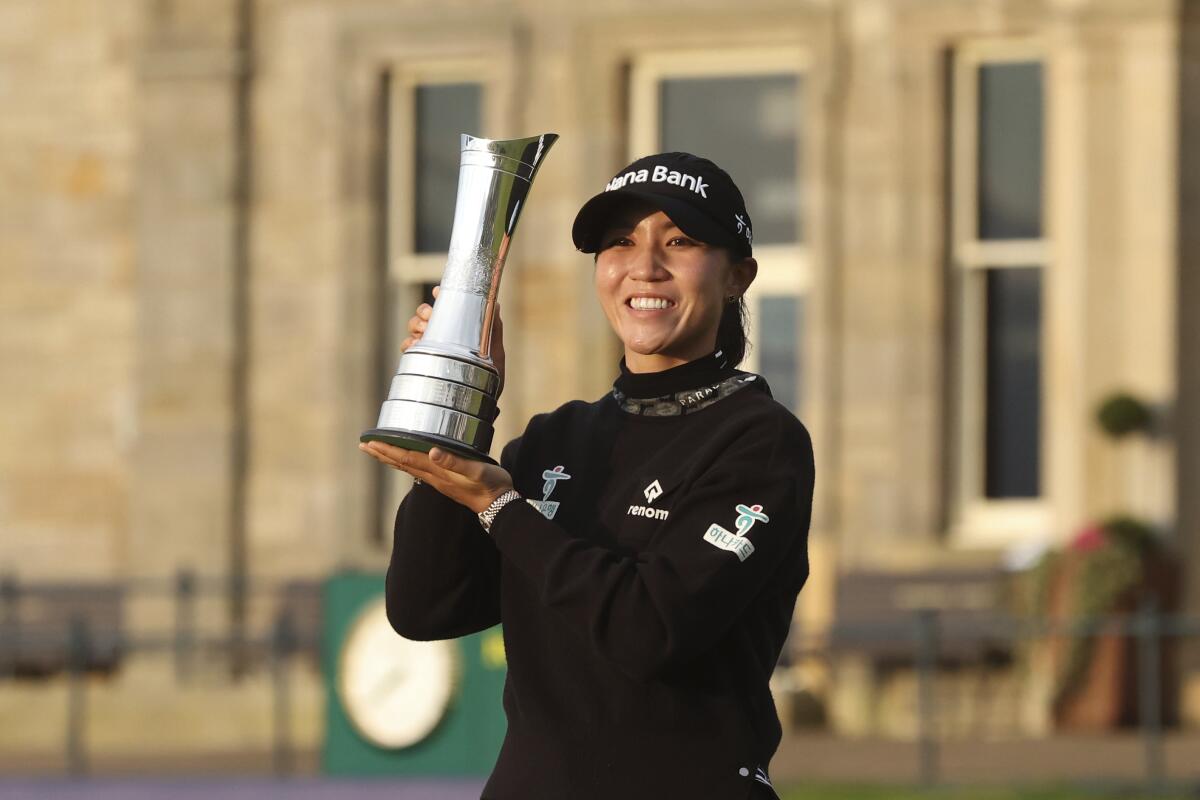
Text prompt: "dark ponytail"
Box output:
[[716, 295, 749, 368]]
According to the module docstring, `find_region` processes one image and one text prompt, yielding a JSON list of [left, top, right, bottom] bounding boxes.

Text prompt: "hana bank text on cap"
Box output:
[[572, 152, 754, 258]]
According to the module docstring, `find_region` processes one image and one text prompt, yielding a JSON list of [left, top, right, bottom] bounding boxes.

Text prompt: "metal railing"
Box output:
[[815, 600, 1200, 792], [0, 570, 320, 777], [1, 572, 1199, 791]]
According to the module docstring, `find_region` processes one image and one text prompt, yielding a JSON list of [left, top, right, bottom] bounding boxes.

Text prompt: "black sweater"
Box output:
[[386, 352, 815, 799]]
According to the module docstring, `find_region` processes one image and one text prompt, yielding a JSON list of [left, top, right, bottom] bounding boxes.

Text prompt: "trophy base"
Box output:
[[360, 428, 498, 465]]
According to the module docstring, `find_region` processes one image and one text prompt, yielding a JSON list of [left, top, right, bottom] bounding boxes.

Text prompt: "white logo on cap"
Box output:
[[735, 213, 752, 244], [605, 165, 709, 198]]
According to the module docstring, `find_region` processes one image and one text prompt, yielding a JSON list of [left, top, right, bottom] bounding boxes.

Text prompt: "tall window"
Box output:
[[375, 68, 484, 541], [630, 50, 808, 415], [950, 44, 1047, 543]]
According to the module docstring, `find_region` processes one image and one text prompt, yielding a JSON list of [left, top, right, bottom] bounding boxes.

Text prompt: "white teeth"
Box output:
[[629, 297, 673, 310]]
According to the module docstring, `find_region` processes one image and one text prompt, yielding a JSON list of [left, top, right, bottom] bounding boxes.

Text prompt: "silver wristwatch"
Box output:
[[478, 489, 522, 533]]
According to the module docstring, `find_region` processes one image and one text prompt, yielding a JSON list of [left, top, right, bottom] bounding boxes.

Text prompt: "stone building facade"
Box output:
[[2, 0, 1199, 751]]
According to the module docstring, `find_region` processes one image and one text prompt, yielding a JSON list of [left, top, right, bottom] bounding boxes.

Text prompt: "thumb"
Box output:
[[428, 446, 453, 467]]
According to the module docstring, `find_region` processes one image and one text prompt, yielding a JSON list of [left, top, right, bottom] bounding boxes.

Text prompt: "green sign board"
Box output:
[[322, 572, 507, 775]]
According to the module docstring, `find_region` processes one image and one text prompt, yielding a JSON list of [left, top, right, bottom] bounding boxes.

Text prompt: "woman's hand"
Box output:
[[359, 442, 514, 515], [401, 285, 506, 397]]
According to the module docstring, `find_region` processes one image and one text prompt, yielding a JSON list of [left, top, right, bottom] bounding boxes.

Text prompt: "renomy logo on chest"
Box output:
[[627, 478, 669, 521], [605, 165, 709, 198]]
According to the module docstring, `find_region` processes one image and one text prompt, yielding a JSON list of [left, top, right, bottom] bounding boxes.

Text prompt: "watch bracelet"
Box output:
[[478, 489, 522, 532]]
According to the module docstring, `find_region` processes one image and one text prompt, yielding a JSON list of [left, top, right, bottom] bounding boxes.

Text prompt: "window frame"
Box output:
[[628, 48, 811, 412], [386, 60, 499, 284], [949, 39, 1051, 548]]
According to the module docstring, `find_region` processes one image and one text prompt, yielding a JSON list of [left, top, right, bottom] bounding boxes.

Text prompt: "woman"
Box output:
[[360, 152, 814, 799]]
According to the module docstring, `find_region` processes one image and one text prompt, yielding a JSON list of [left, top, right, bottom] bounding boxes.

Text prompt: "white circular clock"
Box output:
[[336, 597, 461, 749]]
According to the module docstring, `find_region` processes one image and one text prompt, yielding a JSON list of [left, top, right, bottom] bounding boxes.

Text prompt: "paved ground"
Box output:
[[3, 734, 1200, 795], [0, 778, 488, 800], [771, 732, 1200, 785]]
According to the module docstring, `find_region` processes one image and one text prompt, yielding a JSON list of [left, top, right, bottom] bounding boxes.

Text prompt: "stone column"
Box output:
[[131, 0, 248, 634], [836, 0, 943, 566], [1177, 0, 1200, 722]]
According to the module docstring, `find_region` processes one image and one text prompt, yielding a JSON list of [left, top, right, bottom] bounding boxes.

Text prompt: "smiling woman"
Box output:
[[360, 151, 814, 800]]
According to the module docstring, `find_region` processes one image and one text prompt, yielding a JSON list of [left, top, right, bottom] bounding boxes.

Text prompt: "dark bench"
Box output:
[[828, 568, 1015, 666], [0, 580, 124, 676]]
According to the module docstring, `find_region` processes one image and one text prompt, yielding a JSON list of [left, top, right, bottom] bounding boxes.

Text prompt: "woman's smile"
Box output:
[[625, 294, 677, 312]]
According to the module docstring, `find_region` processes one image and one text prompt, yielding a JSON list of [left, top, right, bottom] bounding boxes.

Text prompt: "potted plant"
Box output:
[[1032, 516, 1174, 729], [1021, 389, 1176, 730]]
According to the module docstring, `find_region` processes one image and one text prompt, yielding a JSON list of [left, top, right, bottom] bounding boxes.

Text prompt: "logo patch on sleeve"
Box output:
[[702, 503, 769, 562], [527, 465, 570, 520]]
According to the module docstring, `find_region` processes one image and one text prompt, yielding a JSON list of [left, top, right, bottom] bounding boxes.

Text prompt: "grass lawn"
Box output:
[[776, 785, 1196, 800]]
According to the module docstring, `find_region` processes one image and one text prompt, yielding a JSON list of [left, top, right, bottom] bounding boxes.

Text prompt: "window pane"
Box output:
[[757, 295, 804, 411], [985, 267, 1041, 498], [415, 83, 482, 253], [659, 75, 801, 244], [977, 62, 1043, 240]]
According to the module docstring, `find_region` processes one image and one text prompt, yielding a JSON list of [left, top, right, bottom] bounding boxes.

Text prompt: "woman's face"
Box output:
[[594, 206, 755, 373]]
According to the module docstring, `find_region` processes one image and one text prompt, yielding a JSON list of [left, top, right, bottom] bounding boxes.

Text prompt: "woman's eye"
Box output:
[[668, 236, 697, 247], [601, 236, 633, 249]]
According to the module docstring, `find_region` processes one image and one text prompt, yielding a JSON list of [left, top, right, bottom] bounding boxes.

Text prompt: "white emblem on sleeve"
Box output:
[[644, 479, 663, 503], [527, 465, 570, 520], [702, 503, 769, 562]]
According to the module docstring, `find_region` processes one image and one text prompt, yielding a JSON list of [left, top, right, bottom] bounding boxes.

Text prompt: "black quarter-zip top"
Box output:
[[385, 350, 814, 799]]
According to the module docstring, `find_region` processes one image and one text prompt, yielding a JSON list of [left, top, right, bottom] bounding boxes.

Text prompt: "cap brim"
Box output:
[[571, 188, 740, 254]]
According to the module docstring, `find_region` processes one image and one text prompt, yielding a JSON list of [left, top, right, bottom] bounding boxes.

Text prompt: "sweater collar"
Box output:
[[613, 350, 736, 400]]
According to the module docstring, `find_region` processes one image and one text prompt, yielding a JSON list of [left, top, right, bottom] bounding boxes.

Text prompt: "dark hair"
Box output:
[[717, 295, 750, 368]]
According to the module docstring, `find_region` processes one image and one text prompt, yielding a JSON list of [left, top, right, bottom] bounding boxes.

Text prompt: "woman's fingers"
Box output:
[[407, 309, 429, 335], [360, 441, 512, 514], [360, 443, 438, 482], [359, 442, 403, 469], [400, 302, 434, 353]]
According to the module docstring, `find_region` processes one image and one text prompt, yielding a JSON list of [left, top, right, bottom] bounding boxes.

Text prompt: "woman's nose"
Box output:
[[627, 245, 667, 282]]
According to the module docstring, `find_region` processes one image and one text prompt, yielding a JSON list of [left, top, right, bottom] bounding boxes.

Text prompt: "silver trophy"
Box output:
[[361, 133, 558, 461]]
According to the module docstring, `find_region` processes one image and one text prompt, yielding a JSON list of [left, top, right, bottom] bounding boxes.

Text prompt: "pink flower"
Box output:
[[1071, 524, 1106, 552]]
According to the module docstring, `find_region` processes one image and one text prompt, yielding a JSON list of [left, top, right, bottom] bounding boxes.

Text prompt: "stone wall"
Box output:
[[0, 0, 142, 579]]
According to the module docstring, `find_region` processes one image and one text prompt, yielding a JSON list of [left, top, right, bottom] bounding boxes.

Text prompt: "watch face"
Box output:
[[336, 597, 460, 749]]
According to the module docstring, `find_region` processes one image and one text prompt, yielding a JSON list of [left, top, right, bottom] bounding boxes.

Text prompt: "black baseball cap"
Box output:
[[572, 152, 754, 258]]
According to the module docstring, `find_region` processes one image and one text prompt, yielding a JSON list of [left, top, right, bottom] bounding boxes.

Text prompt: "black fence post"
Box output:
[[66, 615, 90, 777], [230, 571, 248, 678], [0, 574, 17, 677], [175, 568, 196, 681], [1136, 596, 1165, 794], [271, 611, 296, 778], [914, 608, 939, 787]]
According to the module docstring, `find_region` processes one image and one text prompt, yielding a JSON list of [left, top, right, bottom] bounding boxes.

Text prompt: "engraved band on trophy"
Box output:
[[361, 133, 558, 461]]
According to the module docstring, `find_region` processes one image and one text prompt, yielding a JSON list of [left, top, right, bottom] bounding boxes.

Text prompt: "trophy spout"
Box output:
[[363, 132, 558, 460], [413, 133, 557, 366]]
